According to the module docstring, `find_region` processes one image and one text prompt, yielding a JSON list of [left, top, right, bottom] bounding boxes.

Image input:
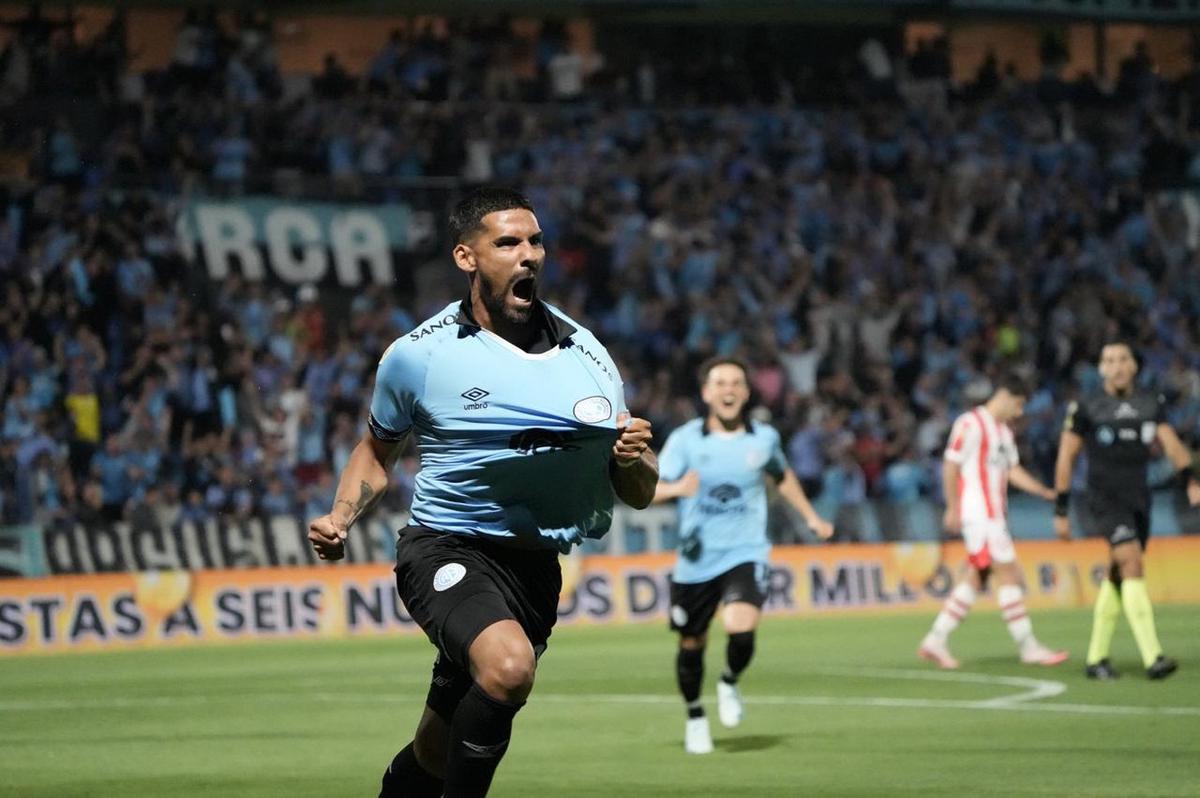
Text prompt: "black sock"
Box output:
[[379, 741, 443, 798], [721, 631, 755, 684], [444, 683, 523, 798], [676, 647, 705, 717]]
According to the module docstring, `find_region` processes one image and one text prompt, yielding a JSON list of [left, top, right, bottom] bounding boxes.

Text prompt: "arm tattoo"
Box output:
[[335, 481, 377, 523], [354, 481, 375, 514]]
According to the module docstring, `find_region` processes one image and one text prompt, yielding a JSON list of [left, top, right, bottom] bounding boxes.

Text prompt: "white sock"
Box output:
[[998, 584, 1034, 651], [930, 582, 976, 642]]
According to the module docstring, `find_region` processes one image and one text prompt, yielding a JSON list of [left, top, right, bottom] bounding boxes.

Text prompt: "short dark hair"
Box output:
[[448, 186, 534, 244], [1100, 338, 1138, 360], [995, 371, 1031, 399], [698, 356, 750, 386]]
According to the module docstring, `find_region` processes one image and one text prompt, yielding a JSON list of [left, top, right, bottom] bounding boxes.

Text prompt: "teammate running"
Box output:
[[1054, 340, 1200, 680], [918, 374, 1069, 670], [653, 357, 833, 754]]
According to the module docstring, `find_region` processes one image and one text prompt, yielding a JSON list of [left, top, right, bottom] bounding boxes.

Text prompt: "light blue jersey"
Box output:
[[369, 300, 626, 553], [659, 418, 787, 583]]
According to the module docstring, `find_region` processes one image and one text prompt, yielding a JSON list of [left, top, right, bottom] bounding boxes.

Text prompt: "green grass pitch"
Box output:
[[2, 606, 1198, 797]]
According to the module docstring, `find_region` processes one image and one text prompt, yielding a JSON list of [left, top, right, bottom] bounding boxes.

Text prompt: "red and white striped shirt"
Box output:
[[943, 406, 1018, 524]]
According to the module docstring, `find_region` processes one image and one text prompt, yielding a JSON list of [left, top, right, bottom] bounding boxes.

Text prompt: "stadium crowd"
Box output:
[[2, 6, 1200, 539]]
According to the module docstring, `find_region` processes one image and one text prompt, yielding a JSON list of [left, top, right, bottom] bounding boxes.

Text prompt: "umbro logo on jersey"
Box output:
[[462, 387, 490, 410], [1115, 402, 1138, 419]]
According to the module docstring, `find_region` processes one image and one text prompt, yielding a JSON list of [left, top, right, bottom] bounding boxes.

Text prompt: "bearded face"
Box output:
[[454, 208, 544, 328], [477, 258, 536, 326]]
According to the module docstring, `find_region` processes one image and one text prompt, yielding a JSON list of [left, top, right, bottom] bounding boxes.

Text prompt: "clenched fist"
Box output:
[[308, 514, 348, 561], [613, 413, 652, 467]]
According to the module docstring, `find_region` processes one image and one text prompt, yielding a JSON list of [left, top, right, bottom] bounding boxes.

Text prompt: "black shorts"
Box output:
[[668, 561, 768, 638], [394, 525, 562, 673], [1087, 496, 1150, 549]]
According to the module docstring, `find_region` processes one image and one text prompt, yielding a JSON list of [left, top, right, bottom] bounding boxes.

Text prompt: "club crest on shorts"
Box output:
[[433, 563, 467, 592], [573, 396, 612, 424], [670, 604, 688, 627]]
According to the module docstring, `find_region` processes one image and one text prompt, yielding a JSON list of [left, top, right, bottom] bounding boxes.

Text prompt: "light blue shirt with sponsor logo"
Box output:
[[368, 300, 626, 553], [658, 418, 787, 583]]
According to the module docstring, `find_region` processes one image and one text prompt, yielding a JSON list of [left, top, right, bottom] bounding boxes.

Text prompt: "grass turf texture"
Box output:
[[1, 606, 1198, 797]]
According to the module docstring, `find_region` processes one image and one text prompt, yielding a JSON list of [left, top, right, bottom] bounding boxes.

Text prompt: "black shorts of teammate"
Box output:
[[1086, 495, 1151, 549], [395, 525, 561, 719], [667, 561, 768, 638]]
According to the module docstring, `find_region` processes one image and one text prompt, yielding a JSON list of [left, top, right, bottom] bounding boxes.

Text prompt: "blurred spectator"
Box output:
[[260, 475, 297, 518], [314, 53, 354, 100], [882, 446, 928, 503], [178, 487, 211, 526], [90, 435, 132, 520], [63, 369, 101, 476], [0, 438, 18, 524]]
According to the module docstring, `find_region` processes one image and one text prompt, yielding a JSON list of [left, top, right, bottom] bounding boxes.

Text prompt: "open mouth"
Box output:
[[511, 276, 536, 304]]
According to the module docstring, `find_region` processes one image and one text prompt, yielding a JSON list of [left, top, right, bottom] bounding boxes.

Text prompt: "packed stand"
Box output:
[[2, 6, 1200, 541]]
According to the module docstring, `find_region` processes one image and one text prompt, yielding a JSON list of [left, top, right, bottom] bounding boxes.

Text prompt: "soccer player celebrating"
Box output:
[[1054, 340, 1200, 680], [308, 187, 658, 797], [918, 374, 1069, 669], [652, 357, 833, 754]]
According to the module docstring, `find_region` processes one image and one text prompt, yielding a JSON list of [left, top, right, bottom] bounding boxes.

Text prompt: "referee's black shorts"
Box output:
[[394, 524, 562, 676], [1086, 495, 1151, 549]]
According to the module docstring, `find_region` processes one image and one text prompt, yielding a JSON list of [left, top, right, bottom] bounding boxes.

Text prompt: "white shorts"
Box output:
[[961, 519, 1015, 570]]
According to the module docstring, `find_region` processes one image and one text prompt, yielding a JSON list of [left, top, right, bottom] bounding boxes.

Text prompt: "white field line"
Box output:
[[2, 671, 1198, 718], [294, 668, 1067, 703], [813, 666, 1067, 705], [527, 693, 1200, 717]]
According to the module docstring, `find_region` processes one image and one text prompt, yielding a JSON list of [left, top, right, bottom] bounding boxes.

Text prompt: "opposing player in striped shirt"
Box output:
[[918, 374, 1069, 669]]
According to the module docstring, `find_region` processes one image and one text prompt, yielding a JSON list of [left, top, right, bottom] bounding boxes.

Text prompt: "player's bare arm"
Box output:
[[941, 458, 961, 535], [1052, 428, 1083, 541], [611, 416, 658, 509], [777, 467, 833, 540], [308, 431, 404, 560], [1155, 423, 1200, 506], [652, 470, 699, 503], [1008, 464, 1055, 501]]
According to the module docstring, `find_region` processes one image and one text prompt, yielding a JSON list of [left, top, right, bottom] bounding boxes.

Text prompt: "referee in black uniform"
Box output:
[[1054, 340, 1200, 680]]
